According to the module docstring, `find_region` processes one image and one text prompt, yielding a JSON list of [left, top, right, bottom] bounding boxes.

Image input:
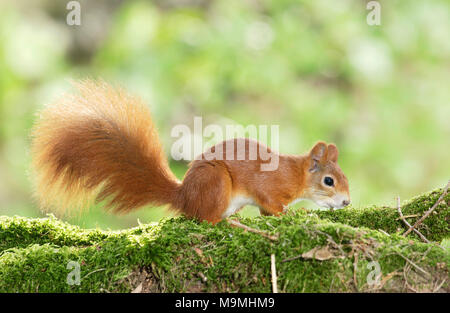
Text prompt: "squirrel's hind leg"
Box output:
[[176, 161, 232, 223]]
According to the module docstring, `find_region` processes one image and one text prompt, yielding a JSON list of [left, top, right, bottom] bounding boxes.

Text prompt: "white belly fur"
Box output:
[[222, 195, 256, 219]]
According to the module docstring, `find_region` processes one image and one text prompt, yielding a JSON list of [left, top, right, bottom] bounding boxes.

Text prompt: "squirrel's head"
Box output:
[[302, 141, 350, 209]]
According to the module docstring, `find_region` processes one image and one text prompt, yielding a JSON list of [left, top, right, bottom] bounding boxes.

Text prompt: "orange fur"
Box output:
[[31, 80, 180, 215], [31, 80, 350, 222]]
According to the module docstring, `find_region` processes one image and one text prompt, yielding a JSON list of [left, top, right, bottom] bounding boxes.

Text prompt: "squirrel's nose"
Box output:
[[342, 200, 350, 207]]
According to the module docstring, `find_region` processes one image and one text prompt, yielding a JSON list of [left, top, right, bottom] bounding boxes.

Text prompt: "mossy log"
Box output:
[[0, 188, 448, 293], [316, 187, 449, 242]]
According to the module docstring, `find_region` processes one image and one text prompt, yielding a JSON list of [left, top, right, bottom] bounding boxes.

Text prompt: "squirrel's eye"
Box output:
[[324, 176, 334, 187]]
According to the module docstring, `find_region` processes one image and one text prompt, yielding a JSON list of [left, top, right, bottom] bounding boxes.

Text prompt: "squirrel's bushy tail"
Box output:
[[31, 80, 180, 215]]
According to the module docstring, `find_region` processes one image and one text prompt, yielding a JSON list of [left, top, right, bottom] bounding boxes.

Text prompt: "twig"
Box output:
[[395, 214, 419, 220], [403, 264, 419, 293], [281, 255, 302, 263], [433, 278, 446, 293], [82, 268, 106, 280], [396, 253, 430, 277], [378, 229, 390, 236], [271, 254, 278, 293], [403, 181, 449, 236], [228, 219, 279, 241], [397, 196, 430, 243], [353, 252, 359, 291], [198, 272, 207, 283], [419, 246, 433, 262], [314, 229, 345, 255], [376, 271, 401, 291]]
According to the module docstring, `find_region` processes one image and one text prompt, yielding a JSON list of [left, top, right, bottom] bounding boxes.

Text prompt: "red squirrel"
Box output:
[[31, 80, 351, 224]]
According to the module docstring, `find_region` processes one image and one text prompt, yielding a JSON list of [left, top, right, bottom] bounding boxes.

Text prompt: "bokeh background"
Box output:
[[0, 0, 448, 229]]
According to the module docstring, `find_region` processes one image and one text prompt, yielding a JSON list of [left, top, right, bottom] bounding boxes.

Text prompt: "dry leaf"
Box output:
[[131, 282, 143, 293], [194, 248, 203, 257], [302, 246, 334, 261]]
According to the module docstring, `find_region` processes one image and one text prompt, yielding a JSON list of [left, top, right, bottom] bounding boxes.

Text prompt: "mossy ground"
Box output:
[[0, 188, 448, 293]]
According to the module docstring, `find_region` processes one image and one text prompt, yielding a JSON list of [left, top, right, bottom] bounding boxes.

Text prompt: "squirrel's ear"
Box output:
[[309, 142, 327, 161], [309, 141, 327, 172], [327, 144, 338, 163]]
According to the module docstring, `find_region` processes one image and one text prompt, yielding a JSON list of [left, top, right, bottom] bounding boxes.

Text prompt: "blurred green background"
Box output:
[[0, 0, 448, 230]]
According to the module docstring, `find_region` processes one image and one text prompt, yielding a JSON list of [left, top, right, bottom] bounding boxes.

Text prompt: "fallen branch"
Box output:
[[403, 181, 449, 236], [228, 219, 279, 241], [397, 196, 429, 243]]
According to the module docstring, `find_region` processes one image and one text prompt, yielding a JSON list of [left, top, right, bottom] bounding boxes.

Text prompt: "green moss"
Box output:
[[0, 215, 111, 251], [0, 188, 448, 292], [0, 209, 448, 292], [314, 187, 449, 242]]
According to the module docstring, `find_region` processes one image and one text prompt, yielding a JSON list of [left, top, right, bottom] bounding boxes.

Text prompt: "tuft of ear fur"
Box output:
[[327, 144, 338, 163]]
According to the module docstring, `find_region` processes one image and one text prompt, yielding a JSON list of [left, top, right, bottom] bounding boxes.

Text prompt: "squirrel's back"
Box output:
[[31, 80, 180, 215]]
